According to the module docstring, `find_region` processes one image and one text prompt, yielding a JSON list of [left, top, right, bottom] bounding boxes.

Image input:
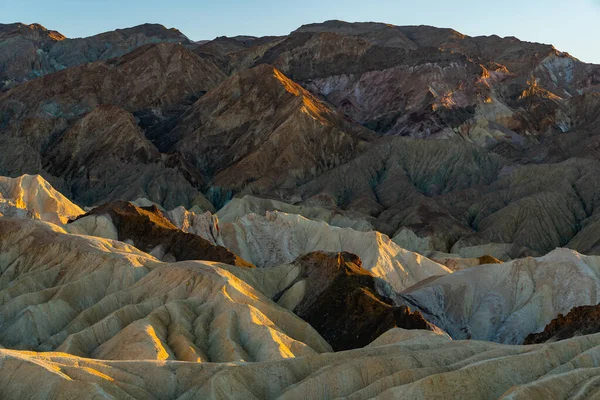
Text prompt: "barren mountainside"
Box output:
[[2, 20, 600, 256], [1, 18, 600, 399]]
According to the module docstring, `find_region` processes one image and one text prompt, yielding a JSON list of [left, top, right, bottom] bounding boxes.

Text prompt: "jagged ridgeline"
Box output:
[[2, 20, 600, 258], [2, 19, 600, 399]]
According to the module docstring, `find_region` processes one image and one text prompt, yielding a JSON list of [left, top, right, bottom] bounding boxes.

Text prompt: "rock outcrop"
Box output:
[[524, 304, 600, 344], [166, 206, 220, 243], [69, 200, 253, 267], [171, 64, 373, 197], [274, 251, 440, 350]]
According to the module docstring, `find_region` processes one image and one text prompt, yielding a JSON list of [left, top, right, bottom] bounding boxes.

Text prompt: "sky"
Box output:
[[2, 0, 600, 63]]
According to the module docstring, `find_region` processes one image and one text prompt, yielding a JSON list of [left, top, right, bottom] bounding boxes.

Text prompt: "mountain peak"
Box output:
[[114, 22, 189, 41], [0, 22, 66, 41]]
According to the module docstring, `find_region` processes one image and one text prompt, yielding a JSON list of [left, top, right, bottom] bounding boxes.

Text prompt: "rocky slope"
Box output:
[[4, 330, 600, 399], [4, 174, 600, 398], [42, 105, 210, 209], [273, 251, 440, 350], [170, 63, 373, 198], [0, 218, 330, 361], [6, 174, 598, 349], [0, 22, 190, 90], [0, 41, 225, 152], [219, 211, 451, 293], [0, 41, 225, 207], [399, 248, 600, 344]]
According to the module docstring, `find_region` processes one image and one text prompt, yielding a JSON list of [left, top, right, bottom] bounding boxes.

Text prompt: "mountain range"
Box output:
[[2, 19, 600, 399]]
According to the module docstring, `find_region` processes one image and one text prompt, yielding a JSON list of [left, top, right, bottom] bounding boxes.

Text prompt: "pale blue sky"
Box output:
[[2, 0, 599, 63]]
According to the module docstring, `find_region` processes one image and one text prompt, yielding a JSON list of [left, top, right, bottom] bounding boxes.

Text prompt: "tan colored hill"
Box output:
[[3, 213, 600, 399], [0, 174, 83, 224], [219, 212, 451, 293], [3, 330, 600, 399], [0, 218, 330, 361], [4, 175, 600, 398], [64, 200, 451, 295]]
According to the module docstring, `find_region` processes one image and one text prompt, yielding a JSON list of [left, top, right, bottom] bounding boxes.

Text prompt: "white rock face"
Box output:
[[451, 241, 517, 261], [3, 330, 600, 399], [0, 218, 331, 362], [401, 248, 600, 344], [0, 174, 84, 224], [64, 214, 118, 239], [392, 227, 436, 254], [130, 197, 165, 209], [220, 212, 451, 293], [166, 206, 221, 245], [217, 195, 374, 231], [428, 253, 497, 271]]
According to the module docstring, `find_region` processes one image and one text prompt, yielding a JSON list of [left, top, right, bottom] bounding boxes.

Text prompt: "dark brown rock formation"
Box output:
[[524, 304, 600, 344], [73, 201, 254, 268], [277, 251, 438, 351], [43, 105, 207, 209], [171, 64, 374, 198], [0, 41, 225, 207]]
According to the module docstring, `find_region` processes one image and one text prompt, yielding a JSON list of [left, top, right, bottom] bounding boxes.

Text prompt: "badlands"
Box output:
[[1, 19, 600, 399], [3, 174, 600, 399]]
